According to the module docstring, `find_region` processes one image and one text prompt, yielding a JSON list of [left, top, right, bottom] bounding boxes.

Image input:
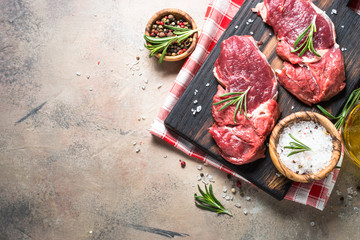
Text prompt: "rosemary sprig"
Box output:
[[213, 86, 251, 123], [284, 133, 312, 157], [144, 26, 199, 64], [291, 17, 321, 57], [317, 88, 360, 130], [194, 184, 232, 216]]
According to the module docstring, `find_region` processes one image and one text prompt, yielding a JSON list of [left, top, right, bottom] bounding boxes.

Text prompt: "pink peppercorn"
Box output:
[[180, 160, 186, 168], [236, 180, 242, 188]]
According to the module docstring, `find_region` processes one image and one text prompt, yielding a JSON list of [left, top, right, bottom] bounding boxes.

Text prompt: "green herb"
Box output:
[[291, 17, 321, 57], [144, 25, 199, 64], [317, 88, 360, 130], [284, 133, 312, 157], [194, 184, 232, 216], [213, 86, 251, 123]]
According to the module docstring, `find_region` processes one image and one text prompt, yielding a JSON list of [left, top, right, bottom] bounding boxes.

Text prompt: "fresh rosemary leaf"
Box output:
[[144, 34, 176, 44], [291, 17, 321, 58], [148, 42, 168, 57], [164, 24, 189, 32], [293, 23, 312, 47], [284, 134, 312, 157], [287, 150, 307, 157], [213, 96, 239, 105], [317, 88, 360, 130], [159, 39, 177, 63], [219, 99, 237, 112], [194, 184, 232, 216], [316, 105, 338, 120], [218, 92, 245, 97], [144, 27, 200, 64], [213, 86, 251, 123]]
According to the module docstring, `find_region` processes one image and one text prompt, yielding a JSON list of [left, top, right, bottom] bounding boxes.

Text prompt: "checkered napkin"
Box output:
[[150, 0, 342, 211]]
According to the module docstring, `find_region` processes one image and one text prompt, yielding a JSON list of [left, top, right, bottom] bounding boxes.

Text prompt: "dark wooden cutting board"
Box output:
[[165, 0, 360, 200]]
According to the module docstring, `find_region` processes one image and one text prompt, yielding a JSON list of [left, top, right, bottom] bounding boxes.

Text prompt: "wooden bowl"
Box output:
[[145, 8, 198, 62], [269, 111, 342, 183]]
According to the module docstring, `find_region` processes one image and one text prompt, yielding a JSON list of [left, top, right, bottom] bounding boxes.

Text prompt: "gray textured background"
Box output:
[[0, 0, 360, 239]]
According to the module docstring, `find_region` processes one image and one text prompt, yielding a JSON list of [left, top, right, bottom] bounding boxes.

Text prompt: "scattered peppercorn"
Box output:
[[180, 160, 186, 168], [340, 196, 344, 201], [236, 180, 242, 188], [240, 190, 245, 197]]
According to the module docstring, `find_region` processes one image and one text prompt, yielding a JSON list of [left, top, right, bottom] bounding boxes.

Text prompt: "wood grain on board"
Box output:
[[165, 0, 360, 200]]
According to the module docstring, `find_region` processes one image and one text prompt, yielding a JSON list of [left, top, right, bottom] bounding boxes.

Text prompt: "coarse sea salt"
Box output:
[[277, 121, 333, 175]]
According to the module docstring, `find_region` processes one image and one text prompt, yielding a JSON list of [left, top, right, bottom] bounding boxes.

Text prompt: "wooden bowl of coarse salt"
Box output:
[[269, 111, 342, 183]]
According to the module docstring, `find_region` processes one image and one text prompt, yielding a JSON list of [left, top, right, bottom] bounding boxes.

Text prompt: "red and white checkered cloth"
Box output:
[[150, 0, 343, 211]]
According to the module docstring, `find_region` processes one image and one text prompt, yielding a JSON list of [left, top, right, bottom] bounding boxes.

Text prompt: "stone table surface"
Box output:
[[1, 0, 360, 239]]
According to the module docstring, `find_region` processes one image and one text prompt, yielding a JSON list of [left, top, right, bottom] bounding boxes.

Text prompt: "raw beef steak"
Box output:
[[209, 36, 280, 165], [255, 0, 345, 105]]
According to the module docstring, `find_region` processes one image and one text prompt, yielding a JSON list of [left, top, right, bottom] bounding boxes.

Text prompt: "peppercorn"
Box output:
[[167, 32, 174, 37], [159, 32, 165, 37], [236, 180, 242, 188], [180, 160, 186, 168], [168, 14, 174, 21]]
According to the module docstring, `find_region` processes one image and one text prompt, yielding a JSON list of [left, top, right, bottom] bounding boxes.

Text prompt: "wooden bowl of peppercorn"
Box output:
[[145, 8, 198, 63]]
